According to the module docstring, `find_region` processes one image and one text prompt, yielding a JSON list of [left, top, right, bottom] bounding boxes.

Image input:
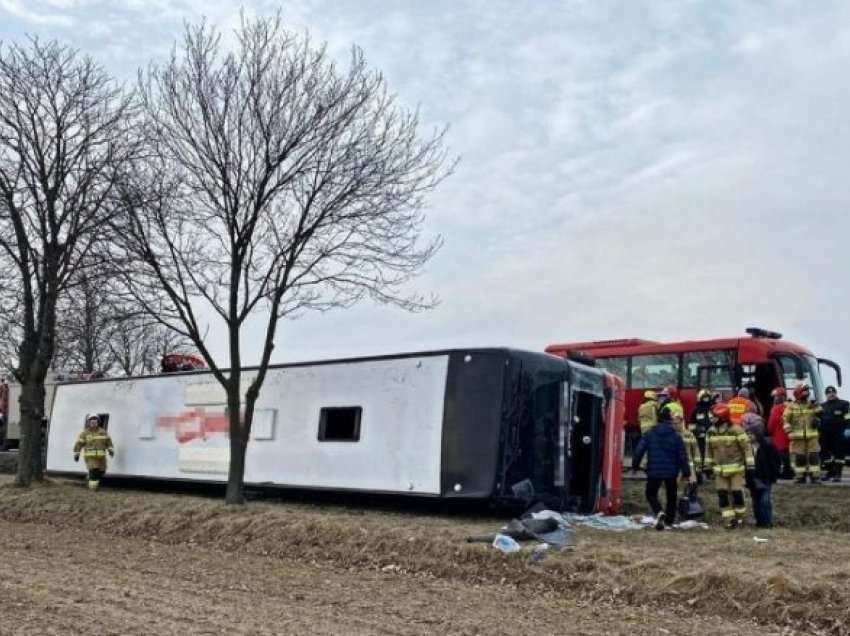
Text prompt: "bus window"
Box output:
[[630, 354, 678, 388], [595, 357, 629, 385], [778, 354, 825, 402], [682, 350, 733, 388]]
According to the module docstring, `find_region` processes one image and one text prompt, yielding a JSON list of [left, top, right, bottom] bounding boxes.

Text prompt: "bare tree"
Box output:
[[53, 269, 121, 376], [0, 38, 138, 485], [120, 16, 453, 504], [109, 316, 193, 376], [53, 258, 193, 377]]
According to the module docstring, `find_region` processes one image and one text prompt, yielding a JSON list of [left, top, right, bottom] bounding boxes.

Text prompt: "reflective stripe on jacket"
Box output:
[[73, 428, 114, 468], [706, 423, 754, 474], [783, 402, 820, 440]]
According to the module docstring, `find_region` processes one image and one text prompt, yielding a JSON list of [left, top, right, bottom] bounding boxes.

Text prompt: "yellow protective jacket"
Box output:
[[677, 425, 700, 474], [783, 401, 820, 441], [638, 401, 658, 434], [666, 400, 684, 420], [73, 427, 114, 470], [705, 422, 754, 476]]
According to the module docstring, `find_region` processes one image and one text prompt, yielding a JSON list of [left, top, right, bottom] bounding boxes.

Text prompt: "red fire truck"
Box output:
[[546, 328, 842, 449]]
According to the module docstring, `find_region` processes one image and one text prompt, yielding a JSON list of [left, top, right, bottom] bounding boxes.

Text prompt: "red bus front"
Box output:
[[546, 328, 841, 452]]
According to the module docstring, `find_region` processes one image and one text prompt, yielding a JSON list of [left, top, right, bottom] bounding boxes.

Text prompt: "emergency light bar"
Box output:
[[746, 327, 782, 340]]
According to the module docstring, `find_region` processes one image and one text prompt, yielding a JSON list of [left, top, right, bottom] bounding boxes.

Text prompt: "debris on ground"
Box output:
[[492, 533, 521, 554], [675, 520, 709, 530], [470, 515, 575, 551], [552, 511, 643, 532]]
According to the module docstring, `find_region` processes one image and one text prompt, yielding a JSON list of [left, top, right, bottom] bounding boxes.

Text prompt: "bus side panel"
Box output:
[[48, 356, 450, 496], [439, 352, 507, 498]]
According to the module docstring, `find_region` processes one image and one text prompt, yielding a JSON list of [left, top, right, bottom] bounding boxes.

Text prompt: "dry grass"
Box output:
[[2, 476, 850, 634], [621, 477, 850, 531]]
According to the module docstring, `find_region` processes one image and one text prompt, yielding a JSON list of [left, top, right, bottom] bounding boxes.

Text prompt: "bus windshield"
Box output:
[[779, 354, 825, 402], [803, 354, 825, 402]]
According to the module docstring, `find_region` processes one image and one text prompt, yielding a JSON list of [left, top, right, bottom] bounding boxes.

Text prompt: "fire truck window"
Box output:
[[682, 350, 734, 388], [318, 407, 362, 442], [630, 355, 678, 388], [595, 357, 629, 384]]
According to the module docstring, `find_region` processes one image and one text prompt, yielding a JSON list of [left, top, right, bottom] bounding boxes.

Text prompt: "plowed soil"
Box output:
[[2, 477, 848, 636]]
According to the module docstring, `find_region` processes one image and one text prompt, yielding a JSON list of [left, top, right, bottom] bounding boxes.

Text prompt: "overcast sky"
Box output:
[[2, 0, 849, 387]]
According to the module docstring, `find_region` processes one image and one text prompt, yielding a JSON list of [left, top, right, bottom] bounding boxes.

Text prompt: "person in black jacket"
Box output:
[[820, 386, 850, 482], [632, 407, 693, 529], [742, 413, 781, 528], [689, 389, 714, 479]]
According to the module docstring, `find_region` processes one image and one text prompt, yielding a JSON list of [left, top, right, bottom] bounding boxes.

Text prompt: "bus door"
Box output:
[[558, 381, 604, 512], [736, 363, 780, 414]]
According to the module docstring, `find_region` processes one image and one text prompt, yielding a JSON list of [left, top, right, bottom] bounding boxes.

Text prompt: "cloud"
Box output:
[[0, 0, 848, 388]]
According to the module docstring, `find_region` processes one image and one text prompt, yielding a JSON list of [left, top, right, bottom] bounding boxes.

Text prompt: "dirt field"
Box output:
[[2, 477, 849, 635]]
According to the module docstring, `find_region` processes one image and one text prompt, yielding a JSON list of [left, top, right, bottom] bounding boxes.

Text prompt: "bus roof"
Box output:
[[545, 334, 815, 364]]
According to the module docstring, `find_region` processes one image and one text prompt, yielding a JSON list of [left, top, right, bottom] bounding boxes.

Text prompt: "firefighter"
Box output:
[[73, 415, 114, 490], [767, 387, 793, 479], [728, 388, 757, 427], [705, 402, 754, 528], [689, 389, 714, 474], [638, 390, 659, 434], [783, 383, 821, 484], [820, 386, 850, 482], [659, 386, 684, 420], [669, 406, 699, 487]]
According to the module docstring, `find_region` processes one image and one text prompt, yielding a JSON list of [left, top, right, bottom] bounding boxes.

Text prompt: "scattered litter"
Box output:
[[674, 520, 709, 530], [468, 515, 575, 551], [530, 543, 550, 563], [753, 536, 769, 543], [492, 533, 521, 554]]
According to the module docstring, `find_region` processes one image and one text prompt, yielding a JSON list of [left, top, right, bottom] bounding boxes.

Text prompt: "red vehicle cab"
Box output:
[[546, 328, 842, 450]]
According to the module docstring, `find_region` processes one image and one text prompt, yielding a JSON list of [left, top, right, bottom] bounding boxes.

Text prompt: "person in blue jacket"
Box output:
[[632, 405, 693, 529]]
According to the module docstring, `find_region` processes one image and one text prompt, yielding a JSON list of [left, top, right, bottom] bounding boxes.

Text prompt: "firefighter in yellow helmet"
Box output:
[[668, 405, 699, 485], [783, 383, 822, 483], [659, 386, 684, 420], [705, 402, 755, 528], [635, 391, 658, 470], [638, 390, 659, 434], [73, 415, 114, 490]]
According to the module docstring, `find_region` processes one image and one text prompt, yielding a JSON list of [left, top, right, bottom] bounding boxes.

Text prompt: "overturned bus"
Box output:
[[46, 348, 623, 513]]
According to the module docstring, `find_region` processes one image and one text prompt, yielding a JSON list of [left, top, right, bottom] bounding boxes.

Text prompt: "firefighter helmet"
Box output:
[[697, 389, 712, 401], [792, 383, 810, 401], [712, 403, 731, 422], [643, 390, 658, 401], [771, 386, 787, 400]]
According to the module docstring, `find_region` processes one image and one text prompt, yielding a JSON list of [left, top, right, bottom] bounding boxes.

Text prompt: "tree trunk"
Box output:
[[225, 437, 247, 504], [224, 389, 246, 505], [15, 378, 46, 486]]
